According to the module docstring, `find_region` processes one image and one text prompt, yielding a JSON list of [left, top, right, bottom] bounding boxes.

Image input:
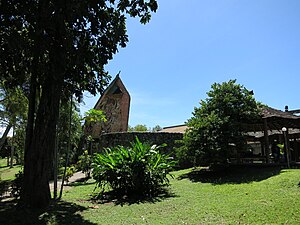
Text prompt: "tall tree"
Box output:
[[0, 0, 157, 208], [179, 80, 261, 167]]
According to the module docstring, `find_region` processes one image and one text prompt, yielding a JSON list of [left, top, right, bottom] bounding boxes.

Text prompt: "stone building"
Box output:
[[89, 75, 130, 138]]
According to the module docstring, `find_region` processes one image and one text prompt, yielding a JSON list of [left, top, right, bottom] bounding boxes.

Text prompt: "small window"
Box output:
[[112, 86, 122, 94]]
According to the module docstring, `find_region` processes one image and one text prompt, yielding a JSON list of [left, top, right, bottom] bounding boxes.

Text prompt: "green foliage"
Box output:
[[151, 125, 162, 132], [83, 109, 107, 142], [57, 99, 82, 167], [179, 80, 261, 167], [83, 109, 107, 126], [92, 137, 176, 197], [0, 82, 28, 126], [128, 124, 162, 132], [77, 150, 92, 178], [128, 124, 149, 132], [0, 83, 28, 159], [59, 166, 76, 183], [13, 125, 26, 165], [0, 0, 158, 96]]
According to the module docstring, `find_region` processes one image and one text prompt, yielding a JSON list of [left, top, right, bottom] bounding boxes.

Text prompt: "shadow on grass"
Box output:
[[67, 179, 96, 187], [178, 165, 282, 185], [0, 180, 11, 197], [92, 187, 177, 206], [0, 200, 97, 225]]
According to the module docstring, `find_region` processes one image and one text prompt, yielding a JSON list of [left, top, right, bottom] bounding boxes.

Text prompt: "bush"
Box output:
[[92, 137, 176, 197]]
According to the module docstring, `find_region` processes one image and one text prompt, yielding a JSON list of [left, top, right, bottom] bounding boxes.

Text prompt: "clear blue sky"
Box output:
[[80, 0, 300, 129]]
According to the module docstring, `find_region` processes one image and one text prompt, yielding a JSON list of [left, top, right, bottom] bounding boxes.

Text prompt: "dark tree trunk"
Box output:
[[0, 124, 12, 150], [21, 8, 66, 207], [22, 75, 63, 208]]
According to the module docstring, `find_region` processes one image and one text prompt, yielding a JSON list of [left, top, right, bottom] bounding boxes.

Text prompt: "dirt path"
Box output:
[[49, 171, 86, 192]]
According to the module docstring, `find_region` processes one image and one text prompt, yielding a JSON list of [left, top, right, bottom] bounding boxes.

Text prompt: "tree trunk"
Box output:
[[22, 75, 63, 208], [0, 124, 12, 150], [10, 146, 14, 168], [21, 2, 66, 208]]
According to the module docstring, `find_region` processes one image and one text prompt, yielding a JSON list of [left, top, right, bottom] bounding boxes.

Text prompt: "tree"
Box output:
[[0, 83, 28, 163], [151, 125, 162, 132], [179, 80, 261, 167], [128, 124, 149, 132], [0, 0, 157, 208], [82, 108, 107, 156]]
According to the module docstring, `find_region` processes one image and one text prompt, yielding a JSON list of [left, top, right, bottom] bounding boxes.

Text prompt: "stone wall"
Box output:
[[94, 132, 183, 155]]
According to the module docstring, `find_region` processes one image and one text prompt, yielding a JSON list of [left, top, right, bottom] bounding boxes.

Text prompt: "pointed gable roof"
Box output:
[[94, 74, 130, 109]]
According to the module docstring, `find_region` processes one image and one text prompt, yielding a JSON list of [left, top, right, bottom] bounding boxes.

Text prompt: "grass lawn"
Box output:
[[1, 166, 300, 224], [0, 158, 22, 181]]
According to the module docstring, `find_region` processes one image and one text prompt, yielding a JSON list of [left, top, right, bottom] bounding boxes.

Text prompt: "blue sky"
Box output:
[[80, 0, 300, 129]]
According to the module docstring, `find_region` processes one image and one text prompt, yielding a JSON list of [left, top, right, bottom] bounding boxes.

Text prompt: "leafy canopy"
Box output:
[[179, 80, 261, 166], [0, 0, 158, 97]]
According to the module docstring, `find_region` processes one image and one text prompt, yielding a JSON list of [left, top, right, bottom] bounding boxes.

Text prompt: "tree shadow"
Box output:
[[0, 180, 11, 198], [67, 179, 96, 187], [0, 200, 97, 225], [177, 165, 282, 185], [92, 187, 177, 206]]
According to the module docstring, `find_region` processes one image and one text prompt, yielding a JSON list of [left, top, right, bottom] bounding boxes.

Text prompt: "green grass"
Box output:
[[0, 158, 22, 181], [1, 166, 300, 224]]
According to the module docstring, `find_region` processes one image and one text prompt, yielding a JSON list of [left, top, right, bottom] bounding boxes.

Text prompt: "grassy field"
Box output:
[[0, 158, 22, 181], [1, 166, 300, 224]]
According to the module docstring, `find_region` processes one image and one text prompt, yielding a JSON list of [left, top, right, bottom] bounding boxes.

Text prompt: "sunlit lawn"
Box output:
[[1, 166, 300, 225], [61, 166, 300, 225], [0, 158, 22, 181]]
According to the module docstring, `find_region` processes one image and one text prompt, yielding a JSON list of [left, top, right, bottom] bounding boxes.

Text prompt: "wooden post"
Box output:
[[283, 129, 290, 168], [263, 119, 270, 163], [295, 139, 299, 162]]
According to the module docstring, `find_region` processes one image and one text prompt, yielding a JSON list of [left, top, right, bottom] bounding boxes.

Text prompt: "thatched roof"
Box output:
[[159, 125, 187, 133], [243, 106, 300, 132]]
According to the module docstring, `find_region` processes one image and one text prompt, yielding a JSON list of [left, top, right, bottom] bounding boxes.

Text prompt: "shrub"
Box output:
[[92, 137, 176, 197]]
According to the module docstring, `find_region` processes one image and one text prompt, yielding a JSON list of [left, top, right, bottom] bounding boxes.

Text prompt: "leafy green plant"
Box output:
[[92, 137, 176, 197]]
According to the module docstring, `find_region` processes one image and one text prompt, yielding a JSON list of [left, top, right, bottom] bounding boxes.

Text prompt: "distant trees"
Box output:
[[152, 125, 162, 132], [128, 124, 148, 132], [56, 99, 82, 167], [0, 83, 28, 166], [178, 80, 261, 167], [128, 124, 162, 132]]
